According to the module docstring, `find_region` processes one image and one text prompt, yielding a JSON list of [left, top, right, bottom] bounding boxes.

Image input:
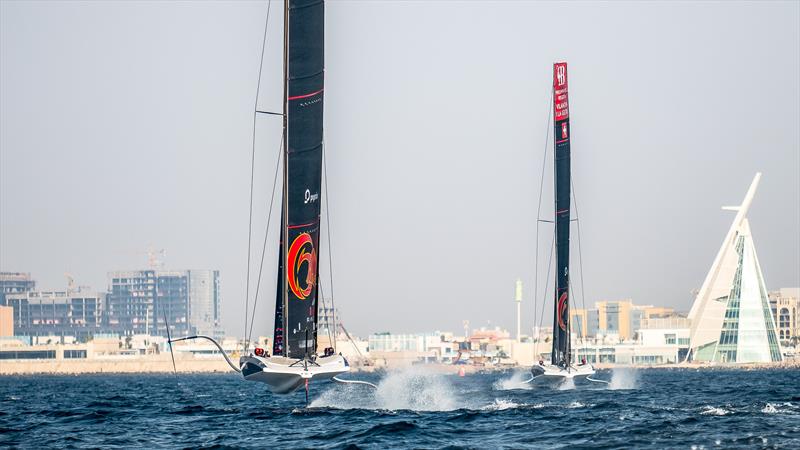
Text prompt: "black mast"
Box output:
[[272, 0, 325, 359], [551, 62, 571, 367]]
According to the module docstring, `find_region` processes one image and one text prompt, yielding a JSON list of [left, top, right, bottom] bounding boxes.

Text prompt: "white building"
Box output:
[[687, 174, 782, 363]]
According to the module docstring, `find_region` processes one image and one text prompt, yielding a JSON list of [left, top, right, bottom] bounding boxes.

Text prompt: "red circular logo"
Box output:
[[287, 232, 316, 300], [557, 291, 569, 331]]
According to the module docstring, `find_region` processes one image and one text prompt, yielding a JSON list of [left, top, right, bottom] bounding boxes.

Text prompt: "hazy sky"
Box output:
[[1, 1, 798, 338]]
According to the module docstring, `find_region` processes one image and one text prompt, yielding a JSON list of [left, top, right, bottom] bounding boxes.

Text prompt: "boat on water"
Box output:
[[529, 62, 596, 386], [237, 0, 350, 395], [170, 0, 374, 398]]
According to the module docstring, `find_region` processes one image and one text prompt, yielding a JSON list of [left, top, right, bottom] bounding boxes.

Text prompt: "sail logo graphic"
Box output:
[[561, 123, 568, 139], [556, 65, 566, 86], [557, 291, 568, 331], [287, 232, 317, 300], [304, 189, 319, 204]]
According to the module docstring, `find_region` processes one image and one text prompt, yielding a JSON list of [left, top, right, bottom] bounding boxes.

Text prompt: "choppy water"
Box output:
[[1, 367, 798, 448]]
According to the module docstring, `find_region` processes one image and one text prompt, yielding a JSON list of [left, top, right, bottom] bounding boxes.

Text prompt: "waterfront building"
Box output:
[[0, 272, 36, 305], [4, 289, 105, 342], [573, 341, 685, 365], [687, 174, 782, 363], [0, 305, 12, 336], [369, 332, 425, 352], [582, 300, 675, 341], [106, 269, 223, 338], [770, 288, 799, 346], [367, 331, 458, 366]]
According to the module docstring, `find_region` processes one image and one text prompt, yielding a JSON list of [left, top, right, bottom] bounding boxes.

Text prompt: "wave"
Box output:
[[700, 405, 730, 416], [566, 401, 592, 409], [761, 402, 798, 415], [482, 399, 520, 411]]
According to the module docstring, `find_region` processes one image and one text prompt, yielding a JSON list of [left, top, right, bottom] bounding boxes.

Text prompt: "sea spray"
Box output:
[[558, 377, 576, 390], [609, 368, 639, 390], [375, 366, 457, 411], [311, 367, 458, 411], [493, 371, 534, 391]]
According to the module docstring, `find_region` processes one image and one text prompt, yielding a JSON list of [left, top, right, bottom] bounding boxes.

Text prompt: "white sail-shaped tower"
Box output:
[[687, 173, 782, 363]]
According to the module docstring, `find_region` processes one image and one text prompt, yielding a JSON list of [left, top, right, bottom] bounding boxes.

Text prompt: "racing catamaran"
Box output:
[[170, 0, 372, 398], [236, 0, 350, 395], [530, 62, 596, 384]]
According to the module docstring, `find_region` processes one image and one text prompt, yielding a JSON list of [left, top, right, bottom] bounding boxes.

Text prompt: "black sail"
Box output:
[[551, 62, 571, 366], [273, 0, 324, 359]]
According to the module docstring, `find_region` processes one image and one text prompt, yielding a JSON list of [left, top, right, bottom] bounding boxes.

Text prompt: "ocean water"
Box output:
[[1, 367, 798, 448]]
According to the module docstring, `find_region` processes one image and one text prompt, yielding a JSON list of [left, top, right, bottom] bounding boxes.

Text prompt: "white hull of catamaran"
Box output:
[[529, 363, 596, 386], [240, 354, 350, 394]]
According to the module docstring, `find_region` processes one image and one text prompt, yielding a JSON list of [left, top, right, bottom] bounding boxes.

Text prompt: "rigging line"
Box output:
[[169, 336, 242, 373], [533, 87, 553, 354], [340, 323, 367, 362], [318, 280, 334, 352], [244, 0, 273, 354], [246, 130, 284, 351], [322, 143, 337, 351], [572, 178, 591, 356], [536, 229, 556, 332]]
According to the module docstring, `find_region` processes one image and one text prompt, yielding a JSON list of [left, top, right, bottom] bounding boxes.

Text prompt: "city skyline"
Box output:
[[2, 1, 799, 338]]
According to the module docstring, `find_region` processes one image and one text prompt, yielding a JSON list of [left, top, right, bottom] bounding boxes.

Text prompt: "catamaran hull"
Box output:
[[530, 364, 596, 386], [240, 354, 350, 394]]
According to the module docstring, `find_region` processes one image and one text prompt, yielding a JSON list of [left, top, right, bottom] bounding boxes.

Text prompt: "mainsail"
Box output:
[[551, 62, 571, 366], [273, 0, 325, 359]]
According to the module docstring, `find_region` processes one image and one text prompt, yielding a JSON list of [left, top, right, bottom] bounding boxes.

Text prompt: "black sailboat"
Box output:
[[530, 62, 596, 383], [237, 0, 351, 394], [169, 0, 357, 396]]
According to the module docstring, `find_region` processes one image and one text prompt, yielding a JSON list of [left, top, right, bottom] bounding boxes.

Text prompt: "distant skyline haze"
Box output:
[[1, 1, 798, 338]]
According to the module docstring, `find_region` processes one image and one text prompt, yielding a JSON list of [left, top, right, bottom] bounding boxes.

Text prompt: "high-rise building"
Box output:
[[0, 272, 36, 305], [687, 174, 782, 363], [187, 270, 222, 338], [106, 269, 222, 337], [106, 270, 158, 336], [769, 288, 799, 346], [4, 289, 104, 342]]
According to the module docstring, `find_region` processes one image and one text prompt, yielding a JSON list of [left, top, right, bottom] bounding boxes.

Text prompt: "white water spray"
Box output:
[[310, 367, 458, 411], [609, 368, 639, 390], [558, 377, 576, 390], [493, 371, 534, 390]]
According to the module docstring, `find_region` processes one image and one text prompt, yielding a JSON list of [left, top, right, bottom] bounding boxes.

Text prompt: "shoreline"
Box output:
[[1, 357, 797, 376]]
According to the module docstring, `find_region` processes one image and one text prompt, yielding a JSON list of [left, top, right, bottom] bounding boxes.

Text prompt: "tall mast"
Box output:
[[281, 0, 290, 355], [551, 62, 571, 367], [271, 0, 291, 357]]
